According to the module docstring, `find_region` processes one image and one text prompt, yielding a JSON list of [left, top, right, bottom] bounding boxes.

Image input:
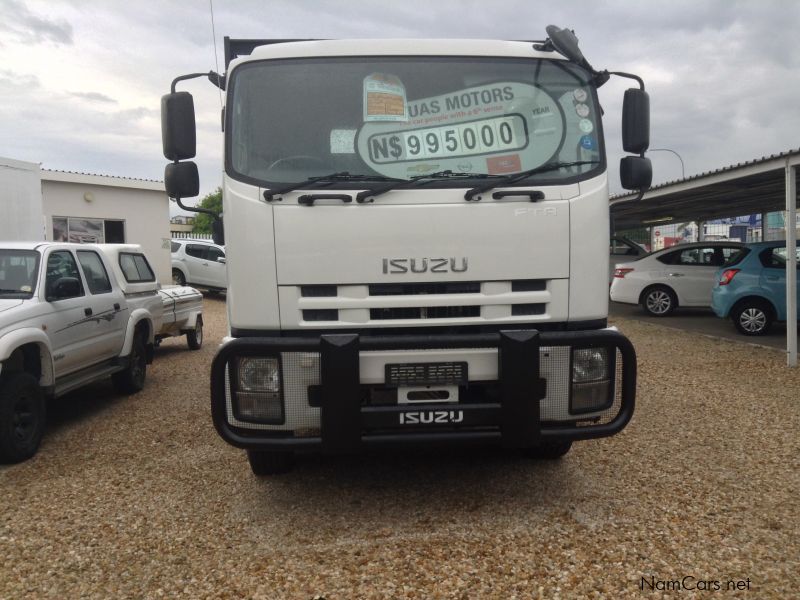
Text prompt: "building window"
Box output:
[[52, 216, 126, 244]]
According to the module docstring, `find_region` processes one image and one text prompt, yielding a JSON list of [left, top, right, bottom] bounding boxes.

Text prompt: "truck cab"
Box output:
[[161, 29, 651, 474]]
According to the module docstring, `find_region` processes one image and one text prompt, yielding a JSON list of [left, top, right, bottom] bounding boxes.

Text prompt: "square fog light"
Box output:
[[570, 348, 613, 414], [233, 356, 283, 424]]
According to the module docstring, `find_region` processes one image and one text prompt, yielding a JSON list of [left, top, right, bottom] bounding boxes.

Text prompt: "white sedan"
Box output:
[[610, 241, 745, 316]]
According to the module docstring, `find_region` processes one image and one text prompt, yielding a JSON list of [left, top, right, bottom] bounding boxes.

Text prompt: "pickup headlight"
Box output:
[[233, 356, 283, 423], [570, 348, 613, 414]]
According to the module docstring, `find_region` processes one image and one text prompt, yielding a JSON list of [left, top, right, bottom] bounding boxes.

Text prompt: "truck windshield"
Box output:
[[227, 56, 604, 187], [0, 250, 39, 299]]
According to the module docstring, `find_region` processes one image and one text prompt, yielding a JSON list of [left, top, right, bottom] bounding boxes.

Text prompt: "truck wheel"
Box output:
[[524, 440, 572, 460], [0, 372, 46, 463], [247, 450, 294, 475], [186, 316, 203, 350], [172, 269, 186, 286], [112, 333, 147, 394], [732, 300, 773, 336], [641, 285, 677, 316]]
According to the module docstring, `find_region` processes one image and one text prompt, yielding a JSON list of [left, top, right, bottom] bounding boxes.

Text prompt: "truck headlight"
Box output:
[[570, 348, 613, 414], [233, 356, 283, 423]]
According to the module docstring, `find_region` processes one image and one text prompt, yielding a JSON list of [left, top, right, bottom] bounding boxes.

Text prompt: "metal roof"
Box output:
[[41, 168, 164, 192], [611, 148, 800, 230]]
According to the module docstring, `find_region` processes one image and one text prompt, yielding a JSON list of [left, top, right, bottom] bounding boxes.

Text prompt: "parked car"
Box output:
[[711, 241, 800, 335], [610, 241, 746, 316], [609, 236, 648, 282], [0, 243, 160, 462], [171, 239, 227, 291]]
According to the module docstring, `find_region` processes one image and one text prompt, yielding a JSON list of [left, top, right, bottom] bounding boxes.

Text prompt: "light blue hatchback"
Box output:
[[711, 241, 800, 335]]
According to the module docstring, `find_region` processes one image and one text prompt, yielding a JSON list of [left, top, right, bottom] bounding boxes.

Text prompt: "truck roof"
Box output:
[[226, 38, 564, 70]]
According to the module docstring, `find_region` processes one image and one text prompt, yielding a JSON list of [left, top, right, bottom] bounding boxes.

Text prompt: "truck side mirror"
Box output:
[[48, 277, 81, 301], [622, 88, 650, 154], [165, 162, 200, 198], [161, 91, 197, 161], [620, 156, 653, 190], [212, 217, 225, 246]]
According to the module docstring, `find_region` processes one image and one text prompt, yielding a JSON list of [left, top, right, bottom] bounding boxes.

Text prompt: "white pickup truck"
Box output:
[[0, 242, 203, 463]]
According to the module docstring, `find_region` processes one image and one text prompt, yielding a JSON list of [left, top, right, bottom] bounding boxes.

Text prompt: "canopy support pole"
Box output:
[[786, 161, 797, 367]]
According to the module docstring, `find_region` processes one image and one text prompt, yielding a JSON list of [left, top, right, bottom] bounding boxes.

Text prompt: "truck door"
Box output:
[[76, 249, 127, 359], [40, 249, 99, 376], [204, 245, 227, 288], [665, 246, 721, 305], [184, 243, 209, 286]]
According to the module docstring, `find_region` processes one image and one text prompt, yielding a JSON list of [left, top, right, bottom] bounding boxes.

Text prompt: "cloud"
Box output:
[[70, 91, 117, 103], [0, 0, 73, 45]]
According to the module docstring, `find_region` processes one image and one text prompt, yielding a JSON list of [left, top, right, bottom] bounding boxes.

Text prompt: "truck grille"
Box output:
[[287, 279, 562, 326]]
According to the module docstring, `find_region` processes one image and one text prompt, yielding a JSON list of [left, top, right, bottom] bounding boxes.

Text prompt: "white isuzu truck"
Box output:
[[161, 27, 652, 474]]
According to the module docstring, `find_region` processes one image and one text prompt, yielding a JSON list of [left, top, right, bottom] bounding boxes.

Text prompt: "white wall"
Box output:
[[41, 179, 172, 284], [0, 157, 44, 241]]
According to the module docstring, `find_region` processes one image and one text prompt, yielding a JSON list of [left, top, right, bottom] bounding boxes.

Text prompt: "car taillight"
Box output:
[[719, 269, 740, 285], [614, 268, 634, 278]]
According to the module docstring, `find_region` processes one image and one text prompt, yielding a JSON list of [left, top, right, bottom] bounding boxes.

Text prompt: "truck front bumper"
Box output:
[[210, 329, 636, 452]]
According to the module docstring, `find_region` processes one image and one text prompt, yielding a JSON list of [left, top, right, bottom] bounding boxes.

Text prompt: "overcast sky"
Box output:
[[1, 0, 799, 213]]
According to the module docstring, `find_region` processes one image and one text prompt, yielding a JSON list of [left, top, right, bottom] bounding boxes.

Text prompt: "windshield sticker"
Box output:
[[363, 73, 408, 122], [573, 88, 588, 102], [356, 81, 564, 179], [580, 135, 597, 150], [487, 154, 522, 174], [579, 118, 594, 134], [20, 285, 32, 293], [330, 129, 357, 154], [575, 103, 590, 118]]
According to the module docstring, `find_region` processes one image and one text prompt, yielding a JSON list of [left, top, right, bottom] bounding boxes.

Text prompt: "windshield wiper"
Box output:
[[263, 172, 405, 202], [355, 171, 505, 203], [463, 161, 601, 201]]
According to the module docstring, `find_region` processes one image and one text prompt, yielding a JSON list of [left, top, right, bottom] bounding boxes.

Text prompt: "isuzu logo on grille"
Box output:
[[382, 257, 468, 274], [399, 410, 464, 425]]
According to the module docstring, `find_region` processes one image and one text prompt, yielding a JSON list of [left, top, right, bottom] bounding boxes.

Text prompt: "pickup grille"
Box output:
[[288, 279, 560, 326]]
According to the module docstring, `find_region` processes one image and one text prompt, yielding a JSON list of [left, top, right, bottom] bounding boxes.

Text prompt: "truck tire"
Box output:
[[247, 450, 294, 475], [172, 269, 186, 286], [0, 372, 46, 463], [112, 333, 147, 394], [186, 316, 203, 350], [524, 440, 572, 460]]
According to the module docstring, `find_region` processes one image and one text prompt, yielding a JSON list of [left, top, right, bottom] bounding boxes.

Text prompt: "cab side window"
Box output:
[[206, 247, 225, 262], [77, 250, 112, 294], [45, 251, 84, 299], [186, 245, 206, 259]]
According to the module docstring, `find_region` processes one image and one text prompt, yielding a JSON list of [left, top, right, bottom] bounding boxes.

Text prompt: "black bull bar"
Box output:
[[210, 329, 636, 452]]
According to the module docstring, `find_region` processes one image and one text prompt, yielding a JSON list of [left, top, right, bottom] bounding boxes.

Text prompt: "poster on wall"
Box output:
[[67, 218, 105, 243]]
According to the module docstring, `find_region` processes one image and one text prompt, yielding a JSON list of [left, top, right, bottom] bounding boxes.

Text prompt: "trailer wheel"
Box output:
[[524, 440, 572, 460], [0, 372, 46, 464], [187, 316, 203, 350], [112, 333, 147, 394], [247, 450, 294, 475]]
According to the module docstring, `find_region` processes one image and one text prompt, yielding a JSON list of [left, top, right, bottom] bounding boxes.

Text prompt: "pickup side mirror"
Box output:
[[216, 256, 226, 264], [620, 156, 653, 190], [165, 162, 200, 199], [48, 277, 81, 301], [161, 91, 196, 161], [622, 88, 650, 154]]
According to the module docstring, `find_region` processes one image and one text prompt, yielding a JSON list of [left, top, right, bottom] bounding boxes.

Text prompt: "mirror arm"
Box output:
[[608, 71, 645, 91], [170, 71, 225, 94], [172, 191, 220, 219]]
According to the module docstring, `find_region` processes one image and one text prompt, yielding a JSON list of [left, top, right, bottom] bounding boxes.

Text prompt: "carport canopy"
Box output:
[[610, 148, 799, 367]]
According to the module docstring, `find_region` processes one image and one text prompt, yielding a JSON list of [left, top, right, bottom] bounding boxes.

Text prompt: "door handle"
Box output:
[[84, 308, 93, 316], [765, 276, 780, 282], [668, 273, 685, 277]]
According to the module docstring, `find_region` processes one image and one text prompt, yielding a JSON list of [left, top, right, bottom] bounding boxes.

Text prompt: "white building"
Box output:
[[0, 156, 172, 284]]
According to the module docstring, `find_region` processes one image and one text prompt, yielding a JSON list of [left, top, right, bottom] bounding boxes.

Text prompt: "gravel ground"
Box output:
[[1, 296, 798, 598]]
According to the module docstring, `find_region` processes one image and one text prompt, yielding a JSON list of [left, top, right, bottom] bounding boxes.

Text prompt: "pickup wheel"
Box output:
[[247, 450, 294, 475], [0, 372, 46, 464], [172, 269, 186, 286], [112, 333, 147, 394], [186, 316, 203, 350], [524, 440, 572, 460]]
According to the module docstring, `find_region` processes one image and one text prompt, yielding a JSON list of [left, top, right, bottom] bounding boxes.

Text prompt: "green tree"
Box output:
[[191, 188, 222, 234]]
